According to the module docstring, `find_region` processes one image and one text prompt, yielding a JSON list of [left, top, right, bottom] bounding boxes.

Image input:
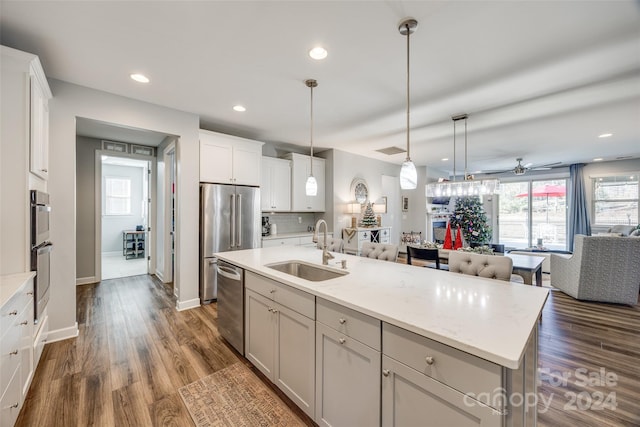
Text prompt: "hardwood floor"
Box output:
[[16, 273, 639, 426]]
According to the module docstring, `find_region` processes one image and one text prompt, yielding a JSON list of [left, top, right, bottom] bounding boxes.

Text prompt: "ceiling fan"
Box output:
[[485, 158, 563, 176]]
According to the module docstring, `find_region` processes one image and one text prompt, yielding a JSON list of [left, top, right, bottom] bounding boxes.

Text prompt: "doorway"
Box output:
[[100, 155, 151, 280]]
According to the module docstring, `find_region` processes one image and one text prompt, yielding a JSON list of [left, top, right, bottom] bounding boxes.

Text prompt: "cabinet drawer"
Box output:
[[1, 316, 21, 394], [383, 323, 503, 410], [0, 368, 21, 427], [317, 298, 381, 350], [1, 280, 33, 333], [246, 272, 315, 319], [357, 231, 370, 242]]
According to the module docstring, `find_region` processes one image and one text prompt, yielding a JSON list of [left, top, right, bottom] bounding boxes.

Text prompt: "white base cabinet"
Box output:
[[0, 274, 35, 427], [315, 322, 380, 427], [382, 355, 501, 427], [244, 272, 315, 418], [315, 297, 381, 427]]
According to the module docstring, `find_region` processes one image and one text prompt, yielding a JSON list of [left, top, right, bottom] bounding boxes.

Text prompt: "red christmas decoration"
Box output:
[[454, 227, 463, 250], [443, 222, 453, 249]]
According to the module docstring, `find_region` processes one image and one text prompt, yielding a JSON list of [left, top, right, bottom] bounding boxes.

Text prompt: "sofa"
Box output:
[[550, 234, 640, 305], [605, 225, 640, 237]]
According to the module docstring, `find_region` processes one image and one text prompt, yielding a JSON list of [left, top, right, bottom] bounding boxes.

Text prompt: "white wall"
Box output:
[[101, 164, 145, 252], [48, 79, 200, 340], [328, 150, 426, 243]]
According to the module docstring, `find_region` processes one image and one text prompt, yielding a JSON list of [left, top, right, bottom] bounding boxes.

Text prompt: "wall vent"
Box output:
[[375, 146, 406, 155]]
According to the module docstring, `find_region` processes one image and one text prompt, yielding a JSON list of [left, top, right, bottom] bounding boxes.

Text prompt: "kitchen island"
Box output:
[[216, 246, 548, 426]]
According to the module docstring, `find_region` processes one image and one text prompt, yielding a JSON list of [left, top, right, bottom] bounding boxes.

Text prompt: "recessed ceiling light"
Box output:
[[309, 46, 328, 60], [233, 105, 246, 112], [441, 158, 448, 161], [593, 158, 603, 161], [598, 133, 612, 138], [130, 73, 149, 83]]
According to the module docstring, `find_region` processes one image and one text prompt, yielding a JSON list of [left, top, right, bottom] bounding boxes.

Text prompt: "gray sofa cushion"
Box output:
[[607, 225, 637, 236]]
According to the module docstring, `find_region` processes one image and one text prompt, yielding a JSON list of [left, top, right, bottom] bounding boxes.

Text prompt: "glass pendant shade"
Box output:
[[400, 159, 417, 189], [305, 175, 318, 196]]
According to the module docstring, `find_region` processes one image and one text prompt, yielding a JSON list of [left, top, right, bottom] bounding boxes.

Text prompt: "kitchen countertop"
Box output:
[[215, 246, 549, 369], [1, 271, 36, 307]]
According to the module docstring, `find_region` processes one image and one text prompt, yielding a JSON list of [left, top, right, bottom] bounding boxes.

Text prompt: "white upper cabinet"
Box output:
[[29, 64, 51, 181], [283, 153, 325, 212], [199, 130, 263, 186], [261, 157, 291, 211]]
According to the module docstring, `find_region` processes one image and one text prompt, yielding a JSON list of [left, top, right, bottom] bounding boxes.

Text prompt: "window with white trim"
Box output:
[[592, 174, 639, 226], [105, 177, 131, 215]]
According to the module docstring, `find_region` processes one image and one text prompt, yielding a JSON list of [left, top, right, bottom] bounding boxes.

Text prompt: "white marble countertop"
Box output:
[[1, 271, 36, 307], [215, 246, 549, 369]]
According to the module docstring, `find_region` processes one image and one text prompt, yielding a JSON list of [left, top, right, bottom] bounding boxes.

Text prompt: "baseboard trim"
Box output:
[[176, 298, 200, 311], [47, 322, 79, 343], [155, 270, 165, 282], [76, 276, 98, 286]]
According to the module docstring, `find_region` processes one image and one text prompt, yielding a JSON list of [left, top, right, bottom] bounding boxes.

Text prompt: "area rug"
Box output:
[[178, 363, 306, 427]]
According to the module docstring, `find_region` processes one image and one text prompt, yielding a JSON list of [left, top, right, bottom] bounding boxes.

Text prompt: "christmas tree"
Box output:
[[449, 197, 492, 245], [359, 203, 378, 227]]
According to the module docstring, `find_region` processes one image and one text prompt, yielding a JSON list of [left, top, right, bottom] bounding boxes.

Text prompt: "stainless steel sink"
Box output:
[[266, 260, 348, 282]]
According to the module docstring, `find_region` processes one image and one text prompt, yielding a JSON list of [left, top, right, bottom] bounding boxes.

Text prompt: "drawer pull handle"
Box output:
[[27, 292, 34, 296], [10, 350, 18, 356], [268, 307, 273, 312], [382, 369, 390, 377], [20, 321, 29, 326], [338, 318, 346, 324], [9, 310, 18, 316], [339, 338, 346, 344], [425, 356, 435, 365], [272, 309, 278, 314], [10, 402, 19, 409], [270, 289, 276, 293]]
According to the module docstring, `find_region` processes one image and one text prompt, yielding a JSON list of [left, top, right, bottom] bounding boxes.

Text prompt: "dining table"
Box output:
[[436, 249, 546, 286]]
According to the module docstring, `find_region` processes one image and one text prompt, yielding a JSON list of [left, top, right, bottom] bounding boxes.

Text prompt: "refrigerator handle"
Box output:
[[230, 193, 236, 248], [237, 194, 242, 247]]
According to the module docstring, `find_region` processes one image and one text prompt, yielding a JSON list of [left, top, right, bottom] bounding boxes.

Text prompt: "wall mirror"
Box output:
[[351, 178, 369, 204]]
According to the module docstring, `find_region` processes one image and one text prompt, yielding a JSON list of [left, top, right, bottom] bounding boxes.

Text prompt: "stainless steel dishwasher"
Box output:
[[216, 260, 245, 354]]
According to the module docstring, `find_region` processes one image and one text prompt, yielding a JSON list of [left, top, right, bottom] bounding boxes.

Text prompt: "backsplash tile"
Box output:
[[263, 213, 316, 234]]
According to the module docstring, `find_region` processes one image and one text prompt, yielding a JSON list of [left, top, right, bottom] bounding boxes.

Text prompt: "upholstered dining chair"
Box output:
[[406, 246, 447, 270], [448, 251, 513, 282], [318, 237, 344, 253], [360, 242, 399, 262]]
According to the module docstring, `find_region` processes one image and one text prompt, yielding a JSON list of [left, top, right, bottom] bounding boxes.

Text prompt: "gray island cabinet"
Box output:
[[217, 246, 547, 427]]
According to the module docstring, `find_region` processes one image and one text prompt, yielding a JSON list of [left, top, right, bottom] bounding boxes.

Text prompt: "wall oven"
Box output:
[[31, 190, 52, 323]]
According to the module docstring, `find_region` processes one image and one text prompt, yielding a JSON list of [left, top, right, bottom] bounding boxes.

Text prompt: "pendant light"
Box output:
[[425, 114, 500, 197], [305, 79, 318, 196], [399, 18, 418, 190]]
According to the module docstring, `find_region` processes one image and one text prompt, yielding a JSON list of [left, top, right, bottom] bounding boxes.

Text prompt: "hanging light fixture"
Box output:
[[305, 79, 318, 196], [425, 114, 500, 197], [399, 18, 418, 190]]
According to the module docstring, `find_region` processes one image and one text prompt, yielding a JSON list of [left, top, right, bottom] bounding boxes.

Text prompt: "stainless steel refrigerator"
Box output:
[[199, 183, 260, 303]]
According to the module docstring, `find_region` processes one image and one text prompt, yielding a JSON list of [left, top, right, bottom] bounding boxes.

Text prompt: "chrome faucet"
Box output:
[[313, 219, 334, 265]]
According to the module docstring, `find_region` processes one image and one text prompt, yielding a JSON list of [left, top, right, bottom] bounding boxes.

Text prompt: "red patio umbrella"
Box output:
[[516, 184, 566, 222], [516, 184, 566, 198]]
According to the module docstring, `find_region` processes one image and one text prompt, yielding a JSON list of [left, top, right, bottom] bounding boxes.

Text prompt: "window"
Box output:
[[498, 179, 567, 250], [592, 175, 639, 226], [105, 177, 131, 215]]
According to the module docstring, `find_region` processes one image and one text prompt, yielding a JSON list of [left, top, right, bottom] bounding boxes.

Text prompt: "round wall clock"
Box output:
[[352, 178, 369, 204]]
